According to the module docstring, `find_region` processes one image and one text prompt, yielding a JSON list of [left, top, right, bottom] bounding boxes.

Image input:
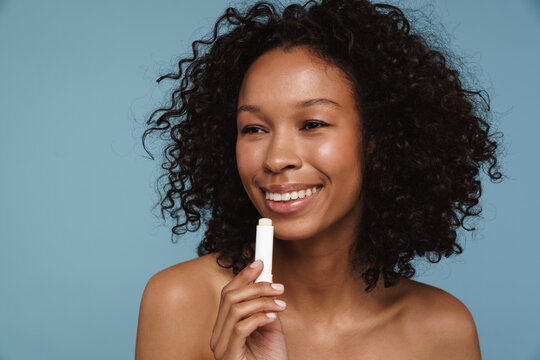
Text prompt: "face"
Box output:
[[236, 46, 364, 241]]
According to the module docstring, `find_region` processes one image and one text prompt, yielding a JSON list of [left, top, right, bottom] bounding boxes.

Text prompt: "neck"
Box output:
[[270, 209, 386, 327]]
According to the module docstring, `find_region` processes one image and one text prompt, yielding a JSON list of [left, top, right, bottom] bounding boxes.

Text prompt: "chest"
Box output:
[[199, 269, 431, 359], [281, 315, 427, 360], [197, 308, 430, 360]]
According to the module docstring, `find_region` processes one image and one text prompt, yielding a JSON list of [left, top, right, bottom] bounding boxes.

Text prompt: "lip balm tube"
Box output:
[[254, 218, 273, 283]]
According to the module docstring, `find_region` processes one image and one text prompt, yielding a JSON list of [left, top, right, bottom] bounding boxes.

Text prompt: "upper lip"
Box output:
[[260, 183, 323, 193]]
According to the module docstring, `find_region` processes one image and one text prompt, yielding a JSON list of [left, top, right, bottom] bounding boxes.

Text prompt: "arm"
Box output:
[[433, 299, 482, 360], [402, 281, 482, 360], [135, 266, 207, 360], [419, 289, 482, 360]]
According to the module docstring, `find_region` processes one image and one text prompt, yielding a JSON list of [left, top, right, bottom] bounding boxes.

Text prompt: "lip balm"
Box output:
[[254, 218, 274, 283]]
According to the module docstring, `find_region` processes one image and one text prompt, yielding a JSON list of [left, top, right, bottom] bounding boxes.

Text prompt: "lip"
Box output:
[[261, 183, 323, 193], [261, 186, 322, 215]]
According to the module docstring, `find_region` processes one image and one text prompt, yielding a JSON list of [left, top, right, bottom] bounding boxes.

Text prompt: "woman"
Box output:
[[135, 0, 503, 358]]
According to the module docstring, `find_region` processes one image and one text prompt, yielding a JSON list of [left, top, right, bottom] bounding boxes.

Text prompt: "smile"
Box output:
[[264, 186, 321, 202], [261, 186, 323, 214]]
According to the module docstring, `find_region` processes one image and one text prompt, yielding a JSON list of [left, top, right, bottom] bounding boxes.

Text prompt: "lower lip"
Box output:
[[263, 188, 322, 214]]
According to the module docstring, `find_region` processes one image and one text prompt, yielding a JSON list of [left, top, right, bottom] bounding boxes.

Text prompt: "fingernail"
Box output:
[[266, 312, 277, 318], [274, 299, 286, 308], [271, 283, 284, 291], [250, 259, 262, 268]]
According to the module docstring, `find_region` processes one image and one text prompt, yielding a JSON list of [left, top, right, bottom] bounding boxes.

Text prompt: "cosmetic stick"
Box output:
[[254, 218, 274, 283]]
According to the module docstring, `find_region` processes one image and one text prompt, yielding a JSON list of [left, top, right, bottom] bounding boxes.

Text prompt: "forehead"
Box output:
[[237, 47, 356, 111]]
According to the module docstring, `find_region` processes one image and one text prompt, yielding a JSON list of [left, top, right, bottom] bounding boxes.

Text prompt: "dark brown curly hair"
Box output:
[[142, 0, 504, 291]]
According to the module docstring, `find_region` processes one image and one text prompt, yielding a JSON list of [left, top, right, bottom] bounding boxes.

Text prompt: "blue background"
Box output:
[[1, 0, 539, 359]]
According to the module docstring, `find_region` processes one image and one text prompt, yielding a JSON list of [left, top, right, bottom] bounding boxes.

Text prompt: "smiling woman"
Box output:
[[135, 0, 504, 359], [236, 47, 365, 241]]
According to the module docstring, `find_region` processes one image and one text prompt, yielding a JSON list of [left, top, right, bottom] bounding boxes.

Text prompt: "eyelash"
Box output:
[[241, 120, 328, 134]]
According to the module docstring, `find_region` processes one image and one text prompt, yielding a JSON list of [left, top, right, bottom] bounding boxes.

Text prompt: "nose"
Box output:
[[263, 129, 302, 174]]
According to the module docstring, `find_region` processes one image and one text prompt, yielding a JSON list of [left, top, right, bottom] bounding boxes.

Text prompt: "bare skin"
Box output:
[[135, 47, 482, 359], [136, 253, 481, 359]]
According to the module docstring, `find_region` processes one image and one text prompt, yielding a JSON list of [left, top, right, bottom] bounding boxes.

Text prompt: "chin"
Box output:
[[273, 221, 321, 241]]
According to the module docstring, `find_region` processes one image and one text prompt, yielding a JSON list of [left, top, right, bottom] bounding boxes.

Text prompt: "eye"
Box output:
[[240, 121, 328, 134], [302, 120, 328, 130], [240, 126, 265, 134]]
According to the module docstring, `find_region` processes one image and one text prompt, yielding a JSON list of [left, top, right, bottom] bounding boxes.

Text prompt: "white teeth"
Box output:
[[265, 186, 320, 202]]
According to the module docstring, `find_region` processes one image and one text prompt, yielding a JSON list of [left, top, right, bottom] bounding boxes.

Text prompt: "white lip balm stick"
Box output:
[[254, 218, 274, 283]]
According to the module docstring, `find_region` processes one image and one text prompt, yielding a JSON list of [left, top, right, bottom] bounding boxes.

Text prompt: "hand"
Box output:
[[210, 259, 289, 360]]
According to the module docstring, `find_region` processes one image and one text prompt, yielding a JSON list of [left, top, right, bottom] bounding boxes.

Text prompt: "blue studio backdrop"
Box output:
[[0, 0, 539, 359]]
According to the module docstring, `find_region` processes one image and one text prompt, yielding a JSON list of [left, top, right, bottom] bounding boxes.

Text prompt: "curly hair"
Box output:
[[142, 0, 504, 291]]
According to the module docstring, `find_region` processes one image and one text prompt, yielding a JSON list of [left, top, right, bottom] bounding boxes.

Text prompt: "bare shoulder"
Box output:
[[142, 252, 232, 296], [396, 278, 482, 360], [135, 253, 233, 360]]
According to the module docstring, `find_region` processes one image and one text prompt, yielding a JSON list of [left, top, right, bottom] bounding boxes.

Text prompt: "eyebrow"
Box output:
[[237, 98, 341, 114]]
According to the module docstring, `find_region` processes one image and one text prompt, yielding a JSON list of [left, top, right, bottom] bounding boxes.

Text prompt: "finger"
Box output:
[[211, 259, 265, 353], [212, 278, 284, 356], [216, 292, 286, 355], [225, 280, 285, 307], [225, 259, 266, 291], [214, 279, 284, 351], [225, 312, 278, 359]]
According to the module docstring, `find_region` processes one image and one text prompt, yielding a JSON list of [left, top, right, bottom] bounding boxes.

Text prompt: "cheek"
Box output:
[[313, 133, 363, 204], [314, 134, 362, 177], [235, 142, 247, 178], [236, 141, 258, 183]]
